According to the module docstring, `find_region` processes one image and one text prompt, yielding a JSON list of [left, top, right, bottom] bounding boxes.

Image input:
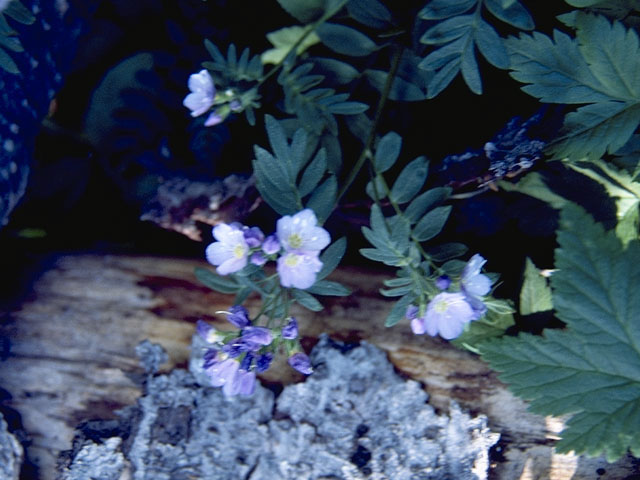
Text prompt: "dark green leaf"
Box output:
[[316, 23, 378, 56], [0, 46, 19, 74], [474, 19, 509, 69], [421, 15, 473, 45], [485, 0, 534, 30], [427, 242, 468, 261], [194, 267, 239, 294], [312, 57, 360, 84], [452, 308, 515, 351], [374, 132, 402, 173], [365, 70, 427, 101], [390, 156, 429, 204], [234, 287, 252, 305], [419, 0, 476, 20], [380, 284, 413, 297], [292, 289, 324, 311], [326, 101, 369, 114], [321, 133, 342, 173], [347, 0, 392, 28], [413, 205, 451, 241], [460, 38, 482, 94], [385, 294, 415, 327], [306, 175, 337, 223], [318, 237, 347, 280], [383, 276, 413, 287], [4, 0, 35, 24], [276, 0, 325, 22], [426, 59, 461, 98], [265, 115, 294, 178], [359, 247, 402, 265], [404, 187, 451, 224], [298, 148, 327, 197], [307, 280, 351, 296], [370, 203, 389, 237], [366, 176, 387, 200]]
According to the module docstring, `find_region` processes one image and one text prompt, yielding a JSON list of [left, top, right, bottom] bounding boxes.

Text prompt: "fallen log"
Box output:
[[0, 254, 637, 479]]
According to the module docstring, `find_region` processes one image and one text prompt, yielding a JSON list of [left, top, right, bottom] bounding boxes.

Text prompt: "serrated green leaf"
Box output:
[[385, 294, 415, 327], [404, 187, 451, 224], [307, 280, 351, 296], [485, 0, 534, 30], [316, 23, 378, 56], [194, 267, 239, 294], [452, 307, 515, 351], [419, 0, 476, 20], [374, 132, 402, 173], [306, 175, 337, 223], [616, 202, 639, 246], [498, 172, 569, 209], [317, 237, 347, 280], [292, 289, 324, 310], [520, 258, 553, 315], [481, 204, 640, 460], [391, 156, 429, 204], [507, 14, 640, 160], [262, 26, 320, 65], [413, 205, 451, 242]]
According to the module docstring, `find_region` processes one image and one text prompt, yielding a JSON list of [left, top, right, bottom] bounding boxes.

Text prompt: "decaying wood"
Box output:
[[0, 254, 637, 479]]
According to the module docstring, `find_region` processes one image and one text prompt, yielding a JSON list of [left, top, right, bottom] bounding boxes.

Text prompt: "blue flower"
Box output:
[[183, 69, 215, 117], [243, 226, 264, 248], [277, 252, 323, 289], [281, 317, 298, 340], [226, 305, 250, 328], [461, 254, 492, 319], [205, 356, 239, 388], [262, 234, 281, 255], [250, 251, 267, 266], [411, 292, 475, 340], [205, 223, 249, 275], [277, 209, 330, 254], [288, 352, 313, 375], [203, 353, 256, 396], [227, 369, 256, 396], [240, 326, 273, 349]]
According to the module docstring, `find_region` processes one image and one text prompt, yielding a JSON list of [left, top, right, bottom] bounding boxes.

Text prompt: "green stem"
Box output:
[[335, 45, 404, 205]]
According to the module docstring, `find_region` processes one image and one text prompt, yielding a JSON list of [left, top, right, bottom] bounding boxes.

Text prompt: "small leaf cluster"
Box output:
[[417, 0, 534, 97], [0, 0, 35, 74], [252, 115, 337, 223]]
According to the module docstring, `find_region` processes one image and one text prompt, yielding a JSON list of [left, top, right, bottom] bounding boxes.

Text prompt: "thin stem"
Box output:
[[335, 45, 404, 205]]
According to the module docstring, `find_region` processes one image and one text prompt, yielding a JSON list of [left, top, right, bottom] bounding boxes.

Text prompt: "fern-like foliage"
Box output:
[[507, 13, 640, 160], [417, 0, 534, 97], [277, 61, 368, 135], [0, 0, 35, 74], [481, 204, 640, 461]]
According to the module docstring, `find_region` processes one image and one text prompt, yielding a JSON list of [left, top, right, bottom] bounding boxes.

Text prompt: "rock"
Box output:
[[0, 411, 23, 480], [60, 337, 499, 480]]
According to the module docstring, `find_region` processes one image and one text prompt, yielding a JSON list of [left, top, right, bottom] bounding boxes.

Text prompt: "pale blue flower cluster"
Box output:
[[205, 209, 331, 290], [408, 254, 492, 340], [197, 314, 312, 396], [183, 69, 243, 127]]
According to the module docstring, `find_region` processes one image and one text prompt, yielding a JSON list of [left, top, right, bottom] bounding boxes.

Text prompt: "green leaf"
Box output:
[[419, 0, 476, 20], [0, 45, 19, 74], [326, 101, 369, 114], [507, 14, 640, 160], [390, 156, 429, 204], [292, 288, 324, 311], [306, 175, 337, 223], [365, 70, 427, 101], [498, 172, 569, 210], [403, 187, 451, 224], [347, 0, 392, 28], [366, 175, 387, 200], [421, 15, 474, 45], [307, 280, 351, 296], [519, 258, 553, 315], [426, 242, 468, 261], [265, 115, 295, 178], [474, 19, 510, 69], [4, 0, 35, 24], [194, 267, 239, 294], [276, 0, 325, 22], [374, 132, 402, 173], [385, 294, 415, 327], [298, 148, 327, 197], [312, 57, 360, 84], [481, 204, 640, 460], [484, 0, 534, 30], [380, 284, 413, 297], [452, 307, 515, 352], [413, 205, 452, 242], [316, 23, 378, 56], [262, 26, 320, 65], [317, 237, 347, 280]]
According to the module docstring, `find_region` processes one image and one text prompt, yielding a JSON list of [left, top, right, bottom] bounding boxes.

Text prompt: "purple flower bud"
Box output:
[[256, 353, 273, 373], [222, 341, 247, 358], [240, 326, 273, 349], [204, 111, 223, 127], [405, 305, 419, 320], [243, 226, 265, 248], [282, 317, 298, 340], [203, 348, 219, 369], [262, 234, 281, 255], [435, 275, 451, 290], [250, 251, 267, 266], [229, 99, 242, 112], [240, 352, 254, 371], [226, 305, 250, 328], [288, 352, 313, 375]]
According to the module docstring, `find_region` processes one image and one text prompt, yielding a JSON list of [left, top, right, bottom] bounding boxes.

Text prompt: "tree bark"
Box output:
[[0, 254, 636, 479]]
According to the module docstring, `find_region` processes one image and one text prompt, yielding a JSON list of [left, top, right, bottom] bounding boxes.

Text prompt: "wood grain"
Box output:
[[0, 254, 637, 479]]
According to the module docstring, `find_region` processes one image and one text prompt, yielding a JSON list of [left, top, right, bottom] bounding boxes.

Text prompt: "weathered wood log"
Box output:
[[0, 254, 637, 479]]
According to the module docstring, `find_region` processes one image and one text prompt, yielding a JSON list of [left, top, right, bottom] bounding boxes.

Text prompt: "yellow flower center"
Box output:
[[233, 244, 246, 259], [288, 233, 303, 249], [285, 253, 300, 267], [434, 298, 450, 313]]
